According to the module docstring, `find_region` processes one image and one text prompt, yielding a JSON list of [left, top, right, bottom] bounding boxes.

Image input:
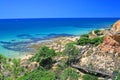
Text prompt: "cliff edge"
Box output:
[[78, 20, 120, 75]]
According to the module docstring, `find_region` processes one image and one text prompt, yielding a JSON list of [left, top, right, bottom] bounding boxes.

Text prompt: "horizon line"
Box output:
[[0, 17, 120, 19]]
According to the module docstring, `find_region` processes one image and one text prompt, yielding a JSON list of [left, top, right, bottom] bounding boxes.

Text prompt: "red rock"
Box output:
[[99, 20, 120, 53]]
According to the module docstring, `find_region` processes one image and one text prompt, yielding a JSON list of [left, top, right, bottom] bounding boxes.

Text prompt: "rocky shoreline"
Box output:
[[30, 36, 79, 52], [73, 20, 120, 78], [19, 36, 79, 60]]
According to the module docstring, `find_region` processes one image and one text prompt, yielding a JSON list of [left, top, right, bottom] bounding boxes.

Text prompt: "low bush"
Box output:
[[63, 43, 79, 64], [77, 36, 103, 46], [81, 34, 89, 38], [82, 74, 98, 80], [60, 68, 80, 80], [18, 69, 56, 80], [30, 46, 56, 62], [90, 37, 103, 46], [94, 30, 100, 34], [113, 70, 120, 80], [77, 37, 91, 46]]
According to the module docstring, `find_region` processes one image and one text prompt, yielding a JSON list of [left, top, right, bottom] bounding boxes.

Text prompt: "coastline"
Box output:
[[1, 19, 120, 80], [30, 36, 79, 51], [20, 36, 79, 60], [0, 18, 116, 59]]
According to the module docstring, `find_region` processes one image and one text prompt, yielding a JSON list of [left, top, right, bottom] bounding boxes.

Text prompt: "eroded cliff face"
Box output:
[[79, 20, 120, 74], [99, 20, 120, 54]]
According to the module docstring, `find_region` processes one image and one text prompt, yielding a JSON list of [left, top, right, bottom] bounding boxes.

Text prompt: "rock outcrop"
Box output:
[[99, 20, 120, 54], [78, 20, 120, 75]]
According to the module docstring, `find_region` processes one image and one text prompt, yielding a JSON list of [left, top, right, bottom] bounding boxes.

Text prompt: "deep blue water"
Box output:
[[0, 18, 119, 58]]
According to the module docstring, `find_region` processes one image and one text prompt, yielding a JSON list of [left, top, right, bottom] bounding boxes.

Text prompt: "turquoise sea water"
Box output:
[[0, 18, 119, 58]]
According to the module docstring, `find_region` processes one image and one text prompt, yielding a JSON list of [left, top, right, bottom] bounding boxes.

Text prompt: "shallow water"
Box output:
[[0, 18, 119, 58]]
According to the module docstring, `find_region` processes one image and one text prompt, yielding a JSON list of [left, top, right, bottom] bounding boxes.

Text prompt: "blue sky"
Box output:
[[0, 0, 120, 18]]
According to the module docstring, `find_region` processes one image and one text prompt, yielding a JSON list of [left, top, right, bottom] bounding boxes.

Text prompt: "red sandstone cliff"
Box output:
[[99, 20, 120, 53]]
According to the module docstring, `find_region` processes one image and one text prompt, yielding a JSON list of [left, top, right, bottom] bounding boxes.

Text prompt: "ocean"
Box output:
[[0, 18, 119, 58]]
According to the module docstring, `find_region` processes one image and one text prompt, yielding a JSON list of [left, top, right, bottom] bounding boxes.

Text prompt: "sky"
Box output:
[[0, 0, 120, 19]]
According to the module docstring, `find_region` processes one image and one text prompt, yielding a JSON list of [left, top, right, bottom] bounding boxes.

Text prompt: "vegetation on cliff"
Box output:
[[0, 54, 24, 80], [60, 68, 80, 80], [63, 43, 79, 63], [77, 34, 103, 46], [82, 74, 98, 80], [18, 69, 56, 80]]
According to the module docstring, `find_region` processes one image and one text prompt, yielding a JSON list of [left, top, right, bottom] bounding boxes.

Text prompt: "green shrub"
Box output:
[[94, 30, 100, 34], [77, 36, 103, 46], [63, 43, 79, 56], [60, 68, 80, 80], [4, 77, 14, 80], [30, 46, 56, 70], [0, 73, 3, 80], [81, 34, 89, 38], [90, 37, 103, 46], [77, 37, 91, 46], [63, 43, 79, 63], [68, 41, 77, 45], [58, 61, 68, 69], [31, 46, 56, 62], [18, 69, 56, 80], [94, 30, 104, 36], [12, 59, 21, 79], [40, 57, 53, 69], [0, 54, 7, 63], [113, 70, 120, 80], [82, 74, 98, 80]]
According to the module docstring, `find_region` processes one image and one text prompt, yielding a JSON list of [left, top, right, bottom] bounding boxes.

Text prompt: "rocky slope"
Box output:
[[99, 20, 120, 54], [78, 20, 120, 75]]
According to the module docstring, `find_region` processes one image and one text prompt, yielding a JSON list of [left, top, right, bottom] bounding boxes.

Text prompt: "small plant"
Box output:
[[12, 59, 21, 79], [90, 37, 103, 46], [18, 69, 56, 80], [77, 36, 103, 46], [82, 74, 98, 80], [30, 46, 56, 62], [77, 37, 91, 46], [113, 70, 120, 80], [0, 73, 3, 80], [40, 57, 53, 69], [0, 54, 7, 64], [60, 68, 80, 80], [63, 43, 79, 64], [94, 30, 100, 34], [89, 62, 94, 69], [94, 30, 104, 36], [81, 34, 89, 38]]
